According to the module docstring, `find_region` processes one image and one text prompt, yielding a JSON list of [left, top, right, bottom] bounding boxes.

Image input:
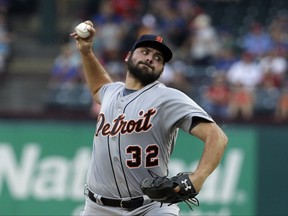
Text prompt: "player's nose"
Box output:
[[145, 56, 153, 64]]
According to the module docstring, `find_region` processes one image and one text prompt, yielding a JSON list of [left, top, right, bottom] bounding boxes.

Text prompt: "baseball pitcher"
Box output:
[[70, 20, 228, 216]]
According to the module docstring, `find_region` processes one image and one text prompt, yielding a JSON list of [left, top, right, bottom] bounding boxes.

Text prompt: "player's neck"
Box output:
[[125, 75, 144, 90], [123, 88, 137, 96]]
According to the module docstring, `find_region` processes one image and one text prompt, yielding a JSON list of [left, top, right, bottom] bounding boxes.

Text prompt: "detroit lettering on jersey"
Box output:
[[95, 109, 157, 137]]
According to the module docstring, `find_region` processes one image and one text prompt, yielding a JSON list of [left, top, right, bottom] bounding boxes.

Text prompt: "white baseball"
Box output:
[[75, 22, 91, 38]]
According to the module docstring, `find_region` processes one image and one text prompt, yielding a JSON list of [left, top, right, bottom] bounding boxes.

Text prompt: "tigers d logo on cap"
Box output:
[[155, 36, 163, 43]]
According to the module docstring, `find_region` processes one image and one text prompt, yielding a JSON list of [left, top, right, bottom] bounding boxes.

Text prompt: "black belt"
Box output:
[[87, 188, 145, 210]]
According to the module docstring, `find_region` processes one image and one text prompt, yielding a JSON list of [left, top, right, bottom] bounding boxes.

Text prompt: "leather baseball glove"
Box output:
[[140, 172, 199, 209]]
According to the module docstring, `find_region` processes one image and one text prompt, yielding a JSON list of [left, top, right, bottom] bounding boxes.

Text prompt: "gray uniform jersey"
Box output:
[[86, 81, 213, 199]]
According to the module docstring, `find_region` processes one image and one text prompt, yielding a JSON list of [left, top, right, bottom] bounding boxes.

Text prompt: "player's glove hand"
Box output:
[[140, 172, 199, 209]]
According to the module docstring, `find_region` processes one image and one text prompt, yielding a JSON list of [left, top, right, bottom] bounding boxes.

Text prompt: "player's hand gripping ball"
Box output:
[[75, 22, 91, 38], [140, 173, 199, 209]]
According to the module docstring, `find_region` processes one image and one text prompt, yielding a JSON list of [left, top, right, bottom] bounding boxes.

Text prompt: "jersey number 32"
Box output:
[[126, 144, 159, 168]]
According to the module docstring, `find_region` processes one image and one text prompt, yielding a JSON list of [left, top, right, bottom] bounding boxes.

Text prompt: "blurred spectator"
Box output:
[[260, 70, 282, 91], [225, 52, 261, 120], [155, 2, 188, 48], [44, 43, 91, 112], [48, 43, 82, 86], [226, 52, 263, 90], [0, 13, 11, 74], [240, 22, 273, 58], [159, 60, 191, 94], [218, 28, 238, 52], [228, 83, 255, 120], [104, 59, 126, 82], [111, 0, 142, 21], [176, 0, 202, 21], [268, 12, 288, 51], [187, 13, 220, 66], [202, 73, 231, 118], [275, 85, 288, 122], [250, 49, 285, 119], [136, 13, 158, 37], [213, 48, 238, 73], [259, 47, 287, 88], [91, 0, 126, 61], [158, 63, 175, 86]]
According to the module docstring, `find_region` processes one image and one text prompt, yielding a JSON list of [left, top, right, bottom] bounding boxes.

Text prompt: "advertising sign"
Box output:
[[0, 121, 256, 216]]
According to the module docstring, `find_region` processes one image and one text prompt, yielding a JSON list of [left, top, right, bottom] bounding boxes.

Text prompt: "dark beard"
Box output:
[[127, 56, 162, 86]]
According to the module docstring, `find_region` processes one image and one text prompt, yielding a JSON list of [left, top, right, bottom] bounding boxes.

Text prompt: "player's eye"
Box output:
[[141, 49, 164, 63], [154, 55, 163, 62]]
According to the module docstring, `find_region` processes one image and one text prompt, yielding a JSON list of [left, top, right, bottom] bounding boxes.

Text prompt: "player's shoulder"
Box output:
[[102, 81, 125, 91], [154, 82, 190, 99], [106, 81, 125, 87], [99, 81, 124, 100]]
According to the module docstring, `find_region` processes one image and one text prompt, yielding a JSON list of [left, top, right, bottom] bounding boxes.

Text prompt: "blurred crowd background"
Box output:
[[1, 0, 288, 124]]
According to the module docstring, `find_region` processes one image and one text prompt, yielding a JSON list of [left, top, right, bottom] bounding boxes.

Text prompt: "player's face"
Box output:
[[126, 47, 165, 86]]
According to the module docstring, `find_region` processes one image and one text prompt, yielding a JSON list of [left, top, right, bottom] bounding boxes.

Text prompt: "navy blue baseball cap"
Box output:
[[132, 34, 173, 62]]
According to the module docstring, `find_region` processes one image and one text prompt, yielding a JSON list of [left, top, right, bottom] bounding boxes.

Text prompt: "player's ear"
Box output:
[[125, 51, 132, 62]]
